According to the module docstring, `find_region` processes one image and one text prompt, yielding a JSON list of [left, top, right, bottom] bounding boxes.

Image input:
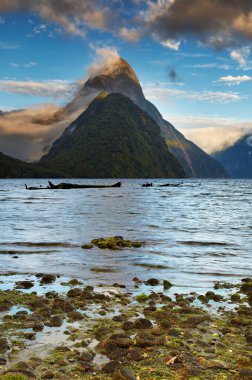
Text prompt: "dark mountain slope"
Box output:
[[41, 92, 185, 178], [0, 152, 62, 178], [66, 57, 227, 178], [213, 134, 252, 178]]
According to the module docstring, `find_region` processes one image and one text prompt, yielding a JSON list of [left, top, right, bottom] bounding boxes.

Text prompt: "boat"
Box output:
[[142, 182, 153, 187], [47, 181, 122, 189]]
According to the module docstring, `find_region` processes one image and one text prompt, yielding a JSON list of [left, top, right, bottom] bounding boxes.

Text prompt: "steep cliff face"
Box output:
[[64, 57, 227, 178], [41, 93, 185, 178], [213, 134, 252, 178]]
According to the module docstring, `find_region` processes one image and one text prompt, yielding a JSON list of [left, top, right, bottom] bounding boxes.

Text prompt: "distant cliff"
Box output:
[[213, 134, 252, 178]]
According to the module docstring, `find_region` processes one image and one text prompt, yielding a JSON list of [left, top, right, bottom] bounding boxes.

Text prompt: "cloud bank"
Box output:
[[168, 114, 252, 153], [1, 1, 252, 49], [0, 79, 78, 99]]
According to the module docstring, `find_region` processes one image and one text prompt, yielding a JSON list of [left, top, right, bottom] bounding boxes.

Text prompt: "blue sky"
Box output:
[[0, 0, 252, 156]]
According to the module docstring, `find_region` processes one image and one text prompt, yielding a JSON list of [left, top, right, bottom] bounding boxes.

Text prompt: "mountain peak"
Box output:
[[84, 56, 143, 101], [87, 56, 140, 85]]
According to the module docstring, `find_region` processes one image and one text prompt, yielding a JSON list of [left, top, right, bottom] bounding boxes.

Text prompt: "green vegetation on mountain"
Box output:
[[0, 152, 62, 178], [81, 57, 228, 178], [41, 93, 185, 178]]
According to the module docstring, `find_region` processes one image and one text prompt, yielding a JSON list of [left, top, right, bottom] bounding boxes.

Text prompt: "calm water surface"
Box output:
[[0, 179, 251, 293]]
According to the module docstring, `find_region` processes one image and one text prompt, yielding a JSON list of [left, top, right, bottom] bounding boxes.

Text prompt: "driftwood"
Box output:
[[25, 184, 49, 190], [159, 183, 182, 187], [47, 181, 122, 189]]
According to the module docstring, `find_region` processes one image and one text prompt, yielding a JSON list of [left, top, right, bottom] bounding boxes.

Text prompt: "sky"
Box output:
[[0, 0, 252, 158]]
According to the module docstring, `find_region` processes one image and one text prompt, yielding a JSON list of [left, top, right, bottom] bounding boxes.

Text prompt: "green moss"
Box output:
[[135, 294, 149, 302], [0, 374, 31, 380], [81, 244, 93, 249]]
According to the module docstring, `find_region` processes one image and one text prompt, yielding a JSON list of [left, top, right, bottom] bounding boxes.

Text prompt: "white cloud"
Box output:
[[119, 27, 140, 42], [143, 84, 244, 104], [166, 114, 252, 153], [215, 74, 252, 86], [161, 38, 181, 51], [0, 79, 78, 99], [230, 47, 250, 67], [0, 42, 20, 49], [10, 61, 37, 68], [0, 16, 5, 24]]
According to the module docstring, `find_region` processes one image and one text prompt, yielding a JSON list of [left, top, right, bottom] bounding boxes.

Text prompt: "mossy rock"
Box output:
[[85, 236, 143, 250], [81, 244, 93, 249]]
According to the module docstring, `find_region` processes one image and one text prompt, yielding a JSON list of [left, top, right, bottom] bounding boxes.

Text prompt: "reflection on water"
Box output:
[[0, 178, 251, 292]]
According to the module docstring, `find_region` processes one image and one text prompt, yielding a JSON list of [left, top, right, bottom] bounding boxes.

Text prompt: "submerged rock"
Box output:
[[40, 274, 56, 284], [146, 278, 159, 286], [15, 280, 34, 289]]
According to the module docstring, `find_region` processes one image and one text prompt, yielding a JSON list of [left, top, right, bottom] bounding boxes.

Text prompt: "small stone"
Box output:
[[122, 321, 135, 331], [128, 347, 143, 361], [163, 280, 172, 289], [67, 288, 82, 297], [24, 332, 36, 340], [15, 280, 34, 289], [68, 311, 84, 320], [103, 360, 121, 374], [0, 338, 10, 352], [33, 323, 44, 332], [40, 274, 56, 284], [113, 367, 137, 380], [0, 357, 7, 365], [112, 315, 124, 322], [81, 244, 93, 249], [134, 318, 153, 329], [51, 315, 63, 327], [41, 370, 55, 379], [239, 369, 252, 379], [146, 278, 159, 286]]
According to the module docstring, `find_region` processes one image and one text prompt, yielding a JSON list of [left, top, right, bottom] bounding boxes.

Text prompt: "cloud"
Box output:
[[0, 79, 78, 99], [0, 42, 20, 49], [167, 114, 252, 153], [0, 0, 115, 39], [142, 0, 252, 48], [10, 61, 37, 68], [119, 27, 140, 42], [87, 47, 122, 77], [0, 105, 67, 162], [143, 84, 244, 104], [0, 16, 5, 24], [230, 47, 250, 67], [161, 38, 180, 50], [215, 74, 252, 86]]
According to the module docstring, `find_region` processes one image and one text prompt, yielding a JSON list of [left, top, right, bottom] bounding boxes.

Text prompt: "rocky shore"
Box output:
[[0, 272, 252, 380]]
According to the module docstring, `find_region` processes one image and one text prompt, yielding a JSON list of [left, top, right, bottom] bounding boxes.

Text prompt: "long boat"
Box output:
[[47, 181, 122, 189]]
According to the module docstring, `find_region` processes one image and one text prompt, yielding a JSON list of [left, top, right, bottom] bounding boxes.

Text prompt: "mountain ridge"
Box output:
[[64, 57, 227, 178], [40, 92, 185, 178]]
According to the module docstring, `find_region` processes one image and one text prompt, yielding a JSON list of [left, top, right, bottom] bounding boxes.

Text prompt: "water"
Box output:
[[0, 178, 251, 293]]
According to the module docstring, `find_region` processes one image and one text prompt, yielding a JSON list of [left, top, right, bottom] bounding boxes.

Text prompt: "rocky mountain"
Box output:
[[0, 152, 62, 178], [40, 92, 185, 178], [63, 57, 227, 178], [213, 134, 252, 178]]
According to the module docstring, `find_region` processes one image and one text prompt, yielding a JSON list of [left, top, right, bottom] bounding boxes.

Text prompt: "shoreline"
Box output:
[[0, 273, 251, 380]]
